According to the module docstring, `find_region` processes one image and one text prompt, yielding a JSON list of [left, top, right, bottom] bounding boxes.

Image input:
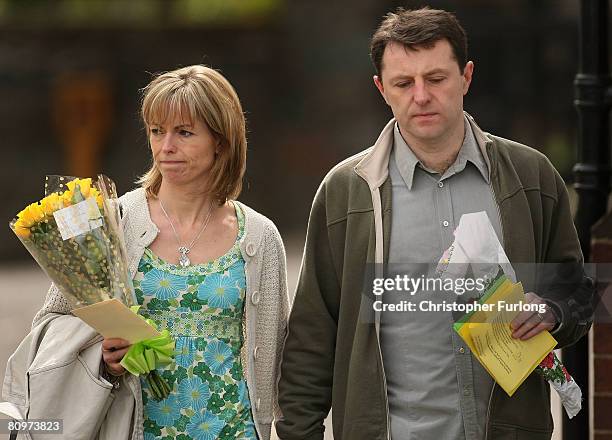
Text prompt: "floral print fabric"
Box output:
[[133, 204, 257, 439], [537, 351, 582, 418]]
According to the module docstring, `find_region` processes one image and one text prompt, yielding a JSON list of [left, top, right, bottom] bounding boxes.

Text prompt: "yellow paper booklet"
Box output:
[[454, 275, 557, 396]]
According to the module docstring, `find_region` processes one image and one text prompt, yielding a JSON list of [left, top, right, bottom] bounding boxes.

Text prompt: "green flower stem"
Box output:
[[146, 373, 162, 400], [146, 370, 171, 401]]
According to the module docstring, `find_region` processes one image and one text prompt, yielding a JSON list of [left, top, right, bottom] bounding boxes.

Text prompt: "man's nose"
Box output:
[[413, 80, 431, 105]]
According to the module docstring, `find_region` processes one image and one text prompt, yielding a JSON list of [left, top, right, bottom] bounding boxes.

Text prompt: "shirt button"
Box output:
[[253, 346, 259, 360], [442, 220, 450, 227], [464, 387, 471, 396], [458, 347, 465, 354], [256, 398, 261, 411], [251, 290, 260, 305], [438, 181, 444, 188], [246, 242, 257, 256]]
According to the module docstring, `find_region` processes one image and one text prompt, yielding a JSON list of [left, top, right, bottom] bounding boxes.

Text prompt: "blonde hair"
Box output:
[[137, 65, 247, 203]]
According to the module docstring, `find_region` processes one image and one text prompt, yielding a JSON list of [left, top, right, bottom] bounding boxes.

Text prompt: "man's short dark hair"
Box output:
[[370, 7, 468, 78]]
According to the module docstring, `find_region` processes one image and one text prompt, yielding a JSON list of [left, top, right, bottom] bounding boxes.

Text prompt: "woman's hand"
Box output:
[[101, 338, 131, 376]]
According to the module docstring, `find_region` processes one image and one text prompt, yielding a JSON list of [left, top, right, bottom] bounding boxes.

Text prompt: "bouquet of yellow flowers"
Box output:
[[11, 175, 134, 308], [10, 175, 174, 400]]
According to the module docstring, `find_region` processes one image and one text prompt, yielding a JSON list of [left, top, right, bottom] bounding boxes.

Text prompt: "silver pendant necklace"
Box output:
[[158, 198, 214, 268]]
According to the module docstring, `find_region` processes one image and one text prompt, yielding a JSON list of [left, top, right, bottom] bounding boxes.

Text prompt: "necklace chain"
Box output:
[[158, 198, 214, 267]]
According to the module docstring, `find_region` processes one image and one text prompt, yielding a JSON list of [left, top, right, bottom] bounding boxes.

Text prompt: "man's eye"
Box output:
[[429, 77, 445, 84], [396, 82, 412, 88]]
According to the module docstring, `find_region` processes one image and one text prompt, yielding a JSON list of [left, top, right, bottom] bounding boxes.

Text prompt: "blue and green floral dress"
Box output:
[[133, 204, 258, 440]]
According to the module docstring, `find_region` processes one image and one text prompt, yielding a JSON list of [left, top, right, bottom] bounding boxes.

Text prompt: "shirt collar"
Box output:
[[392, 123, 420, 190], [392, 115, 491, 190]]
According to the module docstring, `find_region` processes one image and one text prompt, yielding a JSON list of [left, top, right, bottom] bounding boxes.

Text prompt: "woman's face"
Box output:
[[148, 114, 219, 187]]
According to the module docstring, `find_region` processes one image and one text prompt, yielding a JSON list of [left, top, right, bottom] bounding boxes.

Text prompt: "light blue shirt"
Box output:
[[381, 117, 502, 440]]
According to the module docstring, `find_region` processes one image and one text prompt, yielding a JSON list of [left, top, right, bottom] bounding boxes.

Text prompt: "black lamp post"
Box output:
[[567, 0, 611, 438]]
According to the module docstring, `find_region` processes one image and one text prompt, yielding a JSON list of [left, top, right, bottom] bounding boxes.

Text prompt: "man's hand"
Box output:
[[510, 292, 556, 340], [101, 338, 131, 376]]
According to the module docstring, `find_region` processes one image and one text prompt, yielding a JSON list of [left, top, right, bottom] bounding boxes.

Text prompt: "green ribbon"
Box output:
[[119, 306, 175, 376]]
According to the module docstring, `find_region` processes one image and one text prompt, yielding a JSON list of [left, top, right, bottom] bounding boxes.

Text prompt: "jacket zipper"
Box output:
[[376, 335, 392, 439], [485, 172, 501, 440], [484, 382, 496, 440], [489, 179, 505, 247], [354, 167, 392, 439]]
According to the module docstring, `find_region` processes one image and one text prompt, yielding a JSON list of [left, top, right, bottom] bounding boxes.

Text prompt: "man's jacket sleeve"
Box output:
[[276, 184, 340, 440], [541, 169, 594, 348]]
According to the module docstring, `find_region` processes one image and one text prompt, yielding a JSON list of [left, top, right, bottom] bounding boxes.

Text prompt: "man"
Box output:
[[276, 7, 593, 440]]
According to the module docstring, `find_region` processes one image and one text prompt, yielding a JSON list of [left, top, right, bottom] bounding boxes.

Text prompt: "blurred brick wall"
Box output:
[[591, 215, 612, 440]]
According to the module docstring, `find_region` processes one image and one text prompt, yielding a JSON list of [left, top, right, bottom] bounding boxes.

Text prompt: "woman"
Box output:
[[32, 65, 289, 440]]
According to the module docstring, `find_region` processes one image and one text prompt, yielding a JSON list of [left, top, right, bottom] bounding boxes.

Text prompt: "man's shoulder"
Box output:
[[320, 148, 372, 188], [308, 148, 376, 223], [489, 134, 564, 196], [490, 134, 553, 169]]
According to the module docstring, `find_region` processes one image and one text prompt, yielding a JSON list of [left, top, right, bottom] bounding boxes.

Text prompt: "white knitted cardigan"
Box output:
[[32, 188, 289, 440]]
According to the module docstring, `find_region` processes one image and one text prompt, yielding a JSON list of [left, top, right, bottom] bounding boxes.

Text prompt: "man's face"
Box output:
[[374, 39, 473, 148]]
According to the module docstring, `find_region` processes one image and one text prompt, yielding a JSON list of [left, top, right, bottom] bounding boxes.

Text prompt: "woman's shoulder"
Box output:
[[118, 187, 147, 211], [117, 187, 158, 238], [235, 201, 283, 247]]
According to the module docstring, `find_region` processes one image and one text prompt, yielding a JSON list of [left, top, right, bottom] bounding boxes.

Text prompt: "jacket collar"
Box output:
[[353, 119, 395, 190], [354, 111, 493, 188]]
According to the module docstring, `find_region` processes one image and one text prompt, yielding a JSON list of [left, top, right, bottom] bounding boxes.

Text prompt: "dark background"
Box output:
[[0, 0, 584, 261]]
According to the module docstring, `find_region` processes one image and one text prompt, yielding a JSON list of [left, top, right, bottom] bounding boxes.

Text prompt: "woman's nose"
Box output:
[[160, 133, 176, 152]]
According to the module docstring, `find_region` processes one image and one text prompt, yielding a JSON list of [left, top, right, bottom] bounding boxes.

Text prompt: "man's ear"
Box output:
[[373, 75, 388, 105], [462, 61, 474, 95]]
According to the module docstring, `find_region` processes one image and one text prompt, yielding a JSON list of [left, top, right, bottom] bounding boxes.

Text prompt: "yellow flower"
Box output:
[[40, 193, 63, 216], [12, 219, 31, 239], [89, 187, 99, 199], [67, 178, 92, 198], [61, 189, 74, 206], [88, 188, 104, 209], [96, 193, 104, 209], [16, 202, 45, 227]]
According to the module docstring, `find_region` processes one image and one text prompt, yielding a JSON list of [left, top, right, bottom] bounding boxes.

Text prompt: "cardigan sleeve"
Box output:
[[253, 219, 290, 428], [267, 223, 290, 422], [32, 283, 72, 327]]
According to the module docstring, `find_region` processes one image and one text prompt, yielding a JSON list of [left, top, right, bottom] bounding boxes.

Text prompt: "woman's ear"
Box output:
[[215, 138, 222, 155]]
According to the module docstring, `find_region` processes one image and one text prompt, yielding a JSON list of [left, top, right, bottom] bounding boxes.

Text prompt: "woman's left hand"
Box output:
[[101, 337, 131, 376]]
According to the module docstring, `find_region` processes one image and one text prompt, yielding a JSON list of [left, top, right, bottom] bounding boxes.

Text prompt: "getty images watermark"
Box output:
[[371, 274, 546, 314], [359, 263, 604, 326]]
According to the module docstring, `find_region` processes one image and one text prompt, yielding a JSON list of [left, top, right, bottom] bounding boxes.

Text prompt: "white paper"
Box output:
[[53, 197, 104, 240], [554, 378, 582, 418], [442, 211, 516, 283]]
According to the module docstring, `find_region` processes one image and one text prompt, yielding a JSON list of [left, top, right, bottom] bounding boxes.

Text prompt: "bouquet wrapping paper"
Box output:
[[10, 175, 174, 400]]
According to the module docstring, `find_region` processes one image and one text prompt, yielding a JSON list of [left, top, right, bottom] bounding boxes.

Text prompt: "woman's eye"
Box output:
[[150, 128, 161, 135], [179, 130, 193, 137]]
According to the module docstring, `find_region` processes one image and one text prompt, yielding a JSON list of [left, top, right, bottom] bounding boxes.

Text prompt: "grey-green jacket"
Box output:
[[276, 113, 593, 440]]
